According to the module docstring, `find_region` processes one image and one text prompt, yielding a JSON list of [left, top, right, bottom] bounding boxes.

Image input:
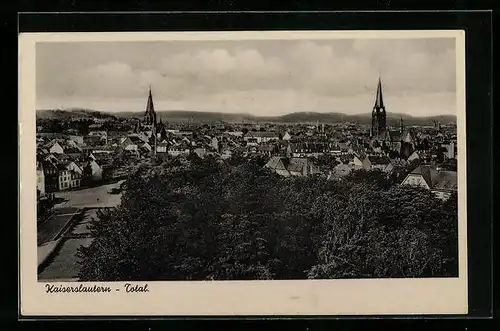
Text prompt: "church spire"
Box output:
[[371, 77, 387, 137], [144, 85, 157, 126], [374, 77, 384, 109]]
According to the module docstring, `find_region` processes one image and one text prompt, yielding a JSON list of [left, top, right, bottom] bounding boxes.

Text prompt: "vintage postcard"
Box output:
[[19, 30, 467, 316]]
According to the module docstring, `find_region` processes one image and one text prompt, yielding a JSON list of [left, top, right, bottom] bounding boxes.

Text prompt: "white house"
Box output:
[[85, 159, 103, 181], [226, 131, 244, 137], [57, 161, 83, 191], [36, 161, 45, 197], [353, 155, 365, 168], [407, 151, 422, 162], [49, 141, 64, 154], [193, 147, 207, 159], [156, 143, 168, 154], [443, 141, 456, 159], [264, 157, 321, 177], [282, 132, 292, 141], [68, 135, 84, 144], [244, 131, 280, 144], [362, 155, 391, 171], [401, 165, 457, 200], [168, 146, 190, 157], [211, 137, 219, 152]]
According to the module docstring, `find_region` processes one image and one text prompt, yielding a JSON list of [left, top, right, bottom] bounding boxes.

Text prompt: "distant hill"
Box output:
[[271, 112, 457, 126], [37, 109, 456, 126], [36, 108, 118, 120]]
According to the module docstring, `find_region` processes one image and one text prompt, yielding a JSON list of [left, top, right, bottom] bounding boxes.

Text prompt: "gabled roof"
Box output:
[[265, 157, 316, 174], [402, 129, 417, 143], [374, 77, 385, 109], [410, 165, 457, 191], [127, 135, 144, 144], [264, 156, 288, 171], [46, 139, 64, 149], [287, 158, 309, 173]]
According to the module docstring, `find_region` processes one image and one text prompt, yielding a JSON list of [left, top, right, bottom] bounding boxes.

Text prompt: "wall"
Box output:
[[432, 190, 452, 201], [90, 161, 103, 181], [37, 170, 45, 196]]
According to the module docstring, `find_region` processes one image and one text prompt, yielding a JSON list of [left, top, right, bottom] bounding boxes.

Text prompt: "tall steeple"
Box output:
[[399, 117, 404, 134], [371, 77, 387, 137], [375, 77, 384, 109], [144, 85, 157, 126], [143, 85, 157, 157]]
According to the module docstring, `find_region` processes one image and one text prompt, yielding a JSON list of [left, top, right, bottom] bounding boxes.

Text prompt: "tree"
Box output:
[[307, 183, 457, 279], [314, 154, 340, 171], [77, 157, 458, 281]]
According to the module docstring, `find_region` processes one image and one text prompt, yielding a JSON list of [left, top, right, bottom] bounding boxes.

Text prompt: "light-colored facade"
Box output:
[[49, 142, 64, 154], [401, 165, 457, 201], [88, 160, 103, 181], [168, 147, 190, 157], [244, 132, 280, 144], [36, 162, 45, 196], [58, 163, 83, 191], [401, 173, 431, 190]]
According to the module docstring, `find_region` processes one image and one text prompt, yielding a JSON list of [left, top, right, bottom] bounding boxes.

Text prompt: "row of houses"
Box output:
[[36, 152, 104, 196], [263, 155, 457, 201]]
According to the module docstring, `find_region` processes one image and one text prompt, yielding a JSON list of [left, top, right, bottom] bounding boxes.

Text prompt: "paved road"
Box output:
[[37, 182, 125, 280], [37, 181, 125, 247], [54, 180, 125, 209], [37, 207, 79, 246]]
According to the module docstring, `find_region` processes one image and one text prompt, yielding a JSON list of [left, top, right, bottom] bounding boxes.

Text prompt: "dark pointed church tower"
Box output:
[[144, 85, 157, 127], [143, 86, 157, 157], [371, 77, 387, 136]]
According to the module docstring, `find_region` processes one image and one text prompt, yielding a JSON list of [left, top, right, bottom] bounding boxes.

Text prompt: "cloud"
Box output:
[[36, 38, 457, 115]]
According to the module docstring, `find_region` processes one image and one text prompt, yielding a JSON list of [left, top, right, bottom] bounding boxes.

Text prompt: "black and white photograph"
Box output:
[[19, 30, 467, 316]]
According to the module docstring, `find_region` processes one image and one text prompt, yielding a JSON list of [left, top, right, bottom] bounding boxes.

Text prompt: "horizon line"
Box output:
[[36, 108, 457, 119]]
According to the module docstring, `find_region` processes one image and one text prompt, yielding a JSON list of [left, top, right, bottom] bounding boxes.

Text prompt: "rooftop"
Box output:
[[411, 165, 457, 191]]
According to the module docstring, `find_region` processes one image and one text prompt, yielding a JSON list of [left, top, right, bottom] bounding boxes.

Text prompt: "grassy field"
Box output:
[[38, 238, 94, 280], [37, 208, 80, 246], [38, 181, 124, 281], [70, 209, 100, 236]]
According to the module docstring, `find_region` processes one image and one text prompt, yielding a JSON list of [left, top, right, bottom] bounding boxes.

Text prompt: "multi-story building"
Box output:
[[36, 161, 45, 197]]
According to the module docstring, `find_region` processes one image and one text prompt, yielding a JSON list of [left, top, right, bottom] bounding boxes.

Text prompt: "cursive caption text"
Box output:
[[45, 283, 150, 294]]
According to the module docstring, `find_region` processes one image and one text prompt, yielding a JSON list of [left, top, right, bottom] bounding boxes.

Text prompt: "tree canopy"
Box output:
[[78, 156, 458, 281]]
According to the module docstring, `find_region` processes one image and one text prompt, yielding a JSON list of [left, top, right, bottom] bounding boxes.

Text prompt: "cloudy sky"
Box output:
[[36, 38, 456, 117]]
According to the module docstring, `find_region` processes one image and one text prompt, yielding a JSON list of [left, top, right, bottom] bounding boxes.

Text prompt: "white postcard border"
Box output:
[[19, 30, 468, 316]]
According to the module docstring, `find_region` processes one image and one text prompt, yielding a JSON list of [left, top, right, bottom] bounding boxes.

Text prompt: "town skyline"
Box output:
[[36, 107, 457, 120], [36, 38, 457, 117]]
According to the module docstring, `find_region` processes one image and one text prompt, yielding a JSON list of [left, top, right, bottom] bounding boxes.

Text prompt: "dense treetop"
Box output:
[[78, 155, 458, 281]]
